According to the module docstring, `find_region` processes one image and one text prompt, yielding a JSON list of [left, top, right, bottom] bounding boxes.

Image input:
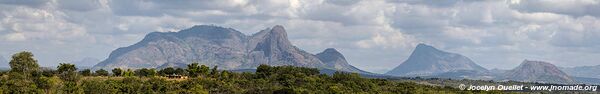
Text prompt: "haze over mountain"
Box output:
[[560, 65, 600, 79], [73, 57, 100, 67], [93, 25, 367, 74], [503, 60, 576, 84], [385, 44, 487, 77]]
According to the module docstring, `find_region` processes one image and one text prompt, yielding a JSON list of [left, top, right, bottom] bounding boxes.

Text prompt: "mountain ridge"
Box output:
[[93, 25, 366, 74]]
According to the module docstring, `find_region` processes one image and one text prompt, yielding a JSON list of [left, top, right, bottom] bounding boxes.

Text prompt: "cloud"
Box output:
[[0, 0, 48, 7], [509, 0, 600, 17], [4, 32, 25, 41], [57, 0, 103, 12], [108, 0, 251, 17], [325, 0, 360, 6]]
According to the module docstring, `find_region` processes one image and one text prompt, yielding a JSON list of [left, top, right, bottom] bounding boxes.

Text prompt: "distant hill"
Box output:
[[73, 57, 100, 68], [93, 25, 366, 74], [503, 60, 576, 84], [385, 44, 488, 77], [560, 65, 600, 79], [316, 48, 371, 74]]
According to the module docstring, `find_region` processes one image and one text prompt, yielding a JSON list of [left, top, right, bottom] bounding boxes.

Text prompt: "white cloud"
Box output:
[[510, 0, 600, 17], [4, 32, 25, 41]]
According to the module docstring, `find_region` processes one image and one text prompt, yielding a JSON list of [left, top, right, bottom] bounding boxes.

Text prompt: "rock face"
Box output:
[[316, 48, 370, 74], [93, 25, 364, 73], [560, 65, 600, 79], [243, 25, 325, 69], [504, 60, 575, 84], [385, 44, 487, 77]]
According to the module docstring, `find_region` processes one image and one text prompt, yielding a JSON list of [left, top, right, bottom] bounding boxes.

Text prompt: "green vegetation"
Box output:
[[0, 51, 504, 94]]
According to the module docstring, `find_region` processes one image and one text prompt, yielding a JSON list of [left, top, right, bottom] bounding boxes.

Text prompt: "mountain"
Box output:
[[385, 44, 488, 77], [73, 57, 100, 68], [93, 25, 364, 73], [316, 48, 370, 74], [503, 60, 575, 84], [560, 65, 600, 79]]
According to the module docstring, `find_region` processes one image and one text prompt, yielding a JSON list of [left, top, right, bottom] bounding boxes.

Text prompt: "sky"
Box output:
[[0, 0, 599, 73]]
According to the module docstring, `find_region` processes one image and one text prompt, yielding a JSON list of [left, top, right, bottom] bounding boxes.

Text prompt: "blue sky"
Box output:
[[0, 0, 599, 73]]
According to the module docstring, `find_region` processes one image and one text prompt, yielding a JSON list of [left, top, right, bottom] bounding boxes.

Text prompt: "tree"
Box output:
[[57, 63, 76, 74], [95, 69, 109, 76], [186, 63, 201, 77], [55, 63, 81, 93], [41, 69, 57, 77], [79, 69, 92, 76], [35, 76, 61, 93], [112, 68, 123, 76], [57, 63, 79, 82], [256, 64, 272, 78], [5, 51, 43, 93], [123, 69, 135, 77], [159, 67, 176, 76], [175, 68, 186, 75], [210, 66, 219, 77], [134, 68, 156, 77], [200, 65, 209, 76], [5, 72, 41, 93], [9, 51, 40, 74]]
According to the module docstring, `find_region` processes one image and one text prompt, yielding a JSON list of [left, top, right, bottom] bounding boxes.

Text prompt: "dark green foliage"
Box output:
[[186, 63, 209, 77], [95, 69, 109, 76], [57, 63, 76, 73], [79, 69, 92, 76], [41, 69, 57, 77], [175, 68, 186, 75], [134, 68, 156, 77], [186, 63, 200, 77], [158, 67, 176, 76], [9, 51, 39, 74], [123, 69, 135, 77], [210, 66, 218, 77], [200, 65, 209, 76], [112, 68, 122, 76]]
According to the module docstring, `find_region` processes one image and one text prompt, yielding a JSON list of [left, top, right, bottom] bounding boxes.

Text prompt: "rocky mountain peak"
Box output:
[[250, 25, 294, 56], [415, 43, 436, 50], [271, 25, 286, 34], [412, 43, 444, 56], [323, 48, 339, 53], [504, 60, 575, 84], [519, 60, 554, 68], [385, 43, 487, 77], [316, 48, 345, 62], [316, 48, 370, 74]]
